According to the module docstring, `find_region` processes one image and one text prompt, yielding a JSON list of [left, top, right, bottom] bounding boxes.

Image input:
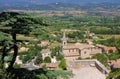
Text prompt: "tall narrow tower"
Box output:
[[61, 32, 68, 54], [62, 32, 67, 48]]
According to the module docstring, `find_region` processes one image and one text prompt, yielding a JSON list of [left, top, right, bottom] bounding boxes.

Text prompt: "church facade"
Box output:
[[61, 32, 102, 60]]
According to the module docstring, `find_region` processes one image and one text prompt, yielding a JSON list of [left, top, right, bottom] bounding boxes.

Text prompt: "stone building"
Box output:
[[41, 49, 51, 60], [61, 32, 102, 60], [38, 40, 49, 47], [15, 56, 22, 64], [96, 44, 117, 53], [109, 59, 120, 69]]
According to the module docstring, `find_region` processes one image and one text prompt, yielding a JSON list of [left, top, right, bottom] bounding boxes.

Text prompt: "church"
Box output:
[[61, 32, 102, 60]]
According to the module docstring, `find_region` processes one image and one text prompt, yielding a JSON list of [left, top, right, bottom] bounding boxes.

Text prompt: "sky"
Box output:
[[0, 0, 119, 4]]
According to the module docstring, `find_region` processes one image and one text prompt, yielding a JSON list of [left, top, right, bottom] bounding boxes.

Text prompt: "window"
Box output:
[[73, 49, 74, 52], [64, 42, 66, 45]]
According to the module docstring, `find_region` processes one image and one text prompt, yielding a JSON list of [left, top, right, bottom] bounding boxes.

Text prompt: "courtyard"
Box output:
[[71, 66, 106, 79]]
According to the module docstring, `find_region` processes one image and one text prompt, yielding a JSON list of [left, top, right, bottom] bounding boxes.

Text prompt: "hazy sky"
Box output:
[[0, 0, 120, 4]]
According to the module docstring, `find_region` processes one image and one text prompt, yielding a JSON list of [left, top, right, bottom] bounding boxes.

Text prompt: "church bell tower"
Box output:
[[62, 32, 67, 48]]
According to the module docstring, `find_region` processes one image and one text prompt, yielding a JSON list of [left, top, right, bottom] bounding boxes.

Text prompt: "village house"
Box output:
[[109, 59, 120, 69], [96, 44, 117, 53], [38, 40, 49, 47], [104, 46, 116, 53], [85, 30, 95, 37], [51, 56, 57, 63], [86, 39, 93, 45], [18, 47, 29, 52], [61, 32, 102, 60], [10, 47, 29, 53], [15, 56, 22, 64], [41, 49, 51, 60]]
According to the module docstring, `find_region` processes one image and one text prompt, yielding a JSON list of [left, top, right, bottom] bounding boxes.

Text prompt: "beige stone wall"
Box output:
[[91, 47, 102, 55], [42, 52, 51, 60], [81, 49, 91, 58], [81, 47, 102, 58], [65, 56, 80, 60], [63, 47, 102, 59], [63, 48, 80, 56]]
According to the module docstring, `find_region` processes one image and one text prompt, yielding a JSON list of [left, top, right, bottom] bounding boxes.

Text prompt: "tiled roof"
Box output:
[[104, 47, 116, 51], [96, 44, 117, 51], [41, 49, 50, 54], [64, 43, 95, 49]]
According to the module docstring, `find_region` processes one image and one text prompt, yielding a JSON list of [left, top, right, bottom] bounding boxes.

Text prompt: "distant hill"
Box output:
[[0, 0, 120, 11]]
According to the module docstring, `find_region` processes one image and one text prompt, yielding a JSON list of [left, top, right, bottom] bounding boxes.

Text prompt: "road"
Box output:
[[21, 57, 39, 70]]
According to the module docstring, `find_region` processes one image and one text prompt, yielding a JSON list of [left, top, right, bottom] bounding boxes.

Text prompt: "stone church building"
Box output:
[[61, 32, 102, 60]]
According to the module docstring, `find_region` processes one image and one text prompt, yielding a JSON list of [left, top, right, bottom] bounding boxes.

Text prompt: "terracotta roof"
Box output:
[[39, 63, 59, 68], [96, 44, 116, 52], [41, 49, 50, 54], [104, 47, 116, 51]]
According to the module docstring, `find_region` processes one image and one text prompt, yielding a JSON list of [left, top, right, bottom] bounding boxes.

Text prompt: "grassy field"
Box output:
[[9, 10, 85, 17], [17, 34, 38, 42], [98, 34, 120, 39]]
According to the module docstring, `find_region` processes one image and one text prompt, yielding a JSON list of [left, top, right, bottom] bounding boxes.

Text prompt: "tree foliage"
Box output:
[[92, 53, 108, 67], [67, 31, 84, 39], [107, 69, 120, 79], [34, 53, 43, 65], [44, 56, 51, 63], [46, 70, 73, 79], [51, 46, 64, 61], [115, 37, 120, 53], [0, 12, 46, 71], [95, 37, 115, 46], [59, 59, 67, 70]]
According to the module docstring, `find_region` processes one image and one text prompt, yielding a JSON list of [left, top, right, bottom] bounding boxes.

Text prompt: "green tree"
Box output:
[[0, 62, 14, 79], [92, 53, 108, 67], [37, 74, 48, 79], [67, 31, 84, 39], [107, 69, 120, 79], [0, 32, 13, 68], [51, 46, 64, 61], [0, 12, 46, 71], [59, 59, 67, 70], [46, 70, 73, 79], [108, 52, 120, 60], [56, 54, 64, 61], [20, 45, 42, 63], [34, 53, 43, 65], [44, 56, 51, 63], [115, 37, 120, 53], [51, 46, 60, 57]]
